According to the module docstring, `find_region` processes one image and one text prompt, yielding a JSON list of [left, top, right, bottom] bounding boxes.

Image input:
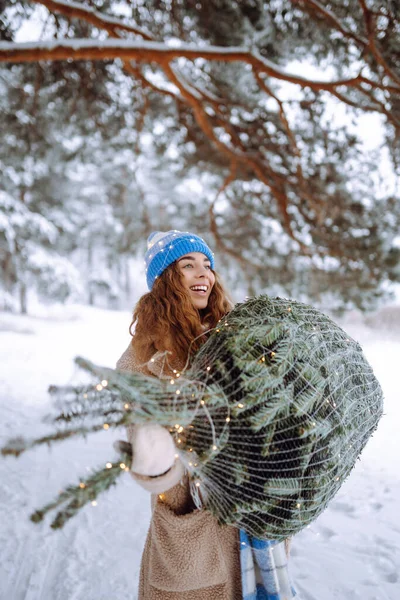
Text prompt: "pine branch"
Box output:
[[30, 450, 132, 529], [2, 0, 399, 257], [1, 39, 398, 95], [358, 0, 400, 88], [32, 0, 153, 41], [0, 296, 383, 537], [1, 424, 112, 457], [291, 0, 369, 49]]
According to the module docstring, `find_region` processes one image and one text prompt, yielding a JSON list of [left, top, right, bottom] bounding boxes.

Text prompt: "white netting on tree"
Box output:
[[173, 295, 383, 539], [2, 295, 383, 534]]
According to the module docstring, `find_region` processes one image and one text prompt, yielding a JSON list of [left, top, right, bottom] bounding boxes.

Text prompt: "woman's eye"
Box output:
[[181, 263, 211, 269]]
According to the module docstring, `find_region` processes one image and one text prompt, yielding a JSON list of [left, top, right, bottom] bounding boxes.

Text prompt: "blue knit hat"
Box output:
[[145, 230, 215, 290]]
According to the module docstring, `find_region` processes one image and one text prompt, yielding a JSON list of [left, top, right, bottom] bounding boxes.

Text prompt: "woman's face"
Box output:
[[177, 252, 216, 309]]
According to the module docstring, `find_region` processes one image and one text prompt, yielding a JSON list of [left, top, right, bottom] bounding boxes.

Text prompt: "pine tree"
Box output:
[[2, 295, 383, 538], [1, 0, 399, 310]]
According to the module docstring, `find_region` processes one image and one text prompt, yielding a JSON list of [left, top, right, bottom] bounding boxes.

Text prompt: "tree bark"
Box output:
[[88, 241, 94, 306], [19, 280, 27, 315]]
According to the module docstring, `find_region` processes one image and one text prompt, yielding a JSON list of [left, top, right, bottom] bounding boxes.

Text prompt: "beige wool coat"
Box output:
[[117, 341, 243, 600]]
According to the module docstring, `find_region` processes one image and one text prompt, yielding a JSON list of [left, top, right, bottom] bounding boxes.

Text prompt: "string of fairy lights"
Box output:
[[2, 295, 381, 535], [80, 299, 374, 523]]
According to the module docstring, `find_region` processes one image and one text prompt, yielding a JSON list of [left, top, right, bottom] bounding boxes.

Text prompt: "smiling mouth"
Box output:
[[190, 286, 208, 294]]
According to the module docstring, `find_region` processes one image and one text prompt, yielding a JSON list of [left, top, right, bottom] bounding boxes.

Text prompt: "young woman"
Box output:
[[116, 230, 294, 600]]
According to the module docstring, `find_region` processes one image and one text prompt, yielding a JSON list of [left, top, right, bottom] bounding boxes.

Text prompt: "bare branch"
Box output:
[[358, 0, 400, 88], [161, 59, 299, 241], [290, 0, 368, 49], [2, 39, 399, 96], [33, 0, 226, 110], [32, 0, 153, 40], [208, 162, 259, 269], [2, 0, 398, 255]]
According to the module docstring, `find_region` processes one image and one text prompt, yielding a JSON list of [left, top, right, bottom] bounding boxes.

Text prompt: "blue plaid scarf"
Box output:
[[240, 530, 297, 600]]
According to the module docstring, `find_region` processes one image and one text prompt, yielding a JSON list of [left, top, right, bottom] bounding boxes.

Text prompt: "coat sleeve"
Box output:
[[116, 340, 145, 373], [127, 459, 185, 495], [116, 341, 185, 495]]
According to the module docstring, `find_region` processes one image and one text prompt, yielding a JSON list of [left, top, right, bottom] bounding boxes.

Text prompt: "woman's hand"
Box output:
[[114, 424, 177, 477]]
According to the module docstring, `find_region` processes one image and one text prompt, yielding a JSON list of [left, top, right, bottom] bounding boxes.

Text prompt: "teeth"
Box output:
[[191, 286, 207, 291]]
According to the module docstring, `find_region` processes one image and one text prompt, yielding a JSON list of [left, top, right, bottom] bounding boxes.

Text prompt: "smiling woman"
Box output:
[[177, 252, 216, 309], [127, 230, 231, 371], [115, 230, 296, 600]]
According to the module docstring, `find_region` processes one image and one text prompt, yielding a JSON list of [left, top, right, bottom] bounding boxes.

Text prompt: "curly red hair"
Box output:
[[130, 261, 233, 371]]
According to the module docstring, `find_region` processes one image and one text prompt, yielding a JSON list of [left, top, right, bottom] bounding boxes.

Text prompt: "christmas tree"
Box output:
[[2, 295, 383, 539]]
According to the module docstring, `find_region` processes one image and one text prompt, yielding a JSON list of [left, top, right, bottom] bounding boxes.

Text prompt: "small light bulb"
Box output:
[[120, 463, 126, 469], [212, 445, 217, 450], [226, 417, 230, 422], [79, 482, 86, 489], [106, 462, 112, 469], [238, 403, 244, 408], [96, 384, 103, 391], [91, 501, 97, 506], [206, 366, 211, 371], [101, 380, 108, 387], [124, 403, 130, 409], [176, 390, 181, 395], [195, 481, 201, 487], [103, 423, 109, 430], [170, 379, 175, 384]]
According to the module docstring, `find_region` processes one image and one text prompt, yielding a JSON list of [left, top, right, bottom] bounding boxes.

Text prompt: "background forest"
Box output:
[[1, 5, 400, 600], [1, 0, 399, 314]]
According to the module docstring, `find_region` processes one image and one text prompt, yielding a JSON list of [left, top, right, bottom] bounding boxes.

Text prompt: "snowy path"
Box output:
[[0, 306, 399, 600]]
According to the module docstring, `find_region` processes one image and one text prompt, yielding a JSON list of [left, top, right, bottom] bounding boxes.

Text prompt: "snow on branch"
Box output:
[[32, 0, 153, 41], [2, 0, 399, 256], [1, 38, 397, 95]]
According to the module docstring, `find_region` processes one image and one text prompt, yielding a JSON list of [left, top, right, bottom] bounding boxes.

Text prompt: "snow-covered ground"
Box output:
[[0, 304, 399, 600]]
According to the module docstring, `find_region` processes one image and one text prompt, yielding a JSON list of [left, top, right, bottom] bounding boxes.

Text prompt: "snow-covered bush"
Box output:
[[27, 248, 83, 303], [0, 191, 82, 311]]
